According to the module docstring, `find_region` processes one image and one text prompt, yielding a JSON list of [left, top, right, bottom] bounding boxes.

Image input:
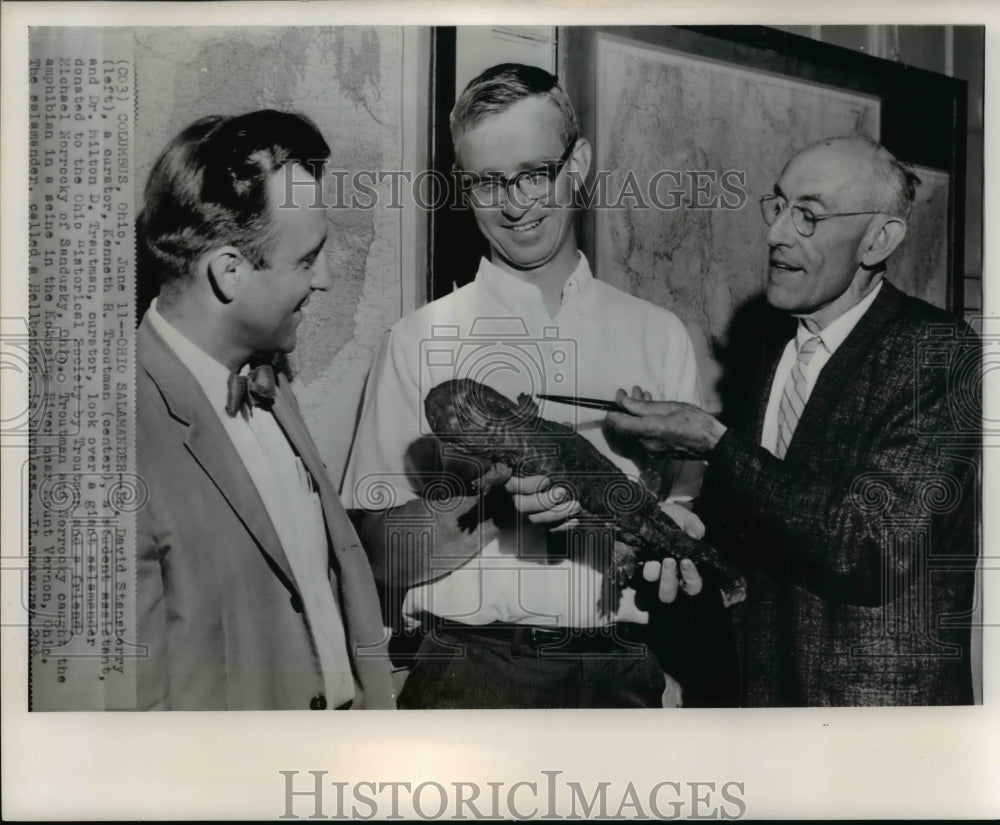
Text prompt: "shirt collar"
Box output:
[[560, 253, 593, 299], [474, 252, 592, 309], [146, 298, 236, 416], [797, 280, 883, 355]]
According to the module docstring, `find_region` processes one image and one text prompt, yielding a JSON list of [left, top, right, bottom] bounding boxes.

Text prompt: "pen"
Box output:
[[535, 393, 627, 412]]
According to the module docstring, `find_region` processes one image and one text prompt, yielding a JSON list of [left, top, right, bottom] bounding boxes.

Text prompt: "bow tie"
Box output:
[[225, 364, 276, 416]]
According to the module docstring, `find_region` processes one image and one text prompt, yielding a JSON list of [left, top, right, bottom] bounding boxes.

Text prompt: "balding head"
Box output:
[[764, 135, 913, 328], [787, 136, 920, 220]]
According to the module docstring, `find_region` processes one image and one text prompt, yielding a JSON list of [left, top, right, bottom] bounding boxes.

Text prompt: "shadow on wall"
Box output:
[[710, 291, 796, 431]]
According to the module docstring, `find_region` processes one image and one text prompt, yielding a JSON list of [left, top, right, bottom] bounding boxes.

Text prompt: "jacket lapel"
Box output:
[[780, 280, 905, 459], [739, 295, 795, 442], [755, 353, 783, 444], [138, 318, 298, 592], [271, 379, 397, 709], [271, 384, 361, 562]]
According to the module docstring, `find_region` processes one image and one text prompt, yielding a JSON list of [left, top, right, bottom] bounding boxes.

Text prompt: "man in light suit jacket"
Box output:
[[135, 110, 394, 710], [608, 136, 979, 706]]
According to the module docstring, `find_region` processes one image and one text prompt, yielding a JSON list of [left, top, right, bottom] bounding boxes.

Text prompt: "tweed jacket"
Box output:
[[699, 281, 979, 706], [135, 316, 394, 710]]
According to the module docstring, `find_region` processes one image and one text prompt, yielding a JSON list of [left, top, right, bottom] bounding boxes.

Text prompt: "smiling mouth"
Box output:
[[508, 217, 544, 233], [769, 258, 803, 273]]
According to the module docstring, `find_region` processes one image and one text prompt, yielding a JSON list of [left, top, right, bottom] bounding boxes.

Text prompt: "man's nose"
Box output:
[[765, 206, 796, 247], [501, 183, 535, 218], [310, 249, 334, 291]]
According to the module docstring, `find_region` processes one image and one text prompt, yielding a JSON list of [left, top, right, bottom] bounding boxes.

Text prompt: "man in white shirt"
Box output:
[[608, 136, 979, 706], [135, 110, 394, 710], [343, 64, 736, 708]]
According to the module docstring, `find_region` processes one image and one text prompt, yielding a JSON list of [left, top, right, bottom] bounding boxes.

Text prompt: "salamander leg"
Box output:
[[469, 461, 513, 494]]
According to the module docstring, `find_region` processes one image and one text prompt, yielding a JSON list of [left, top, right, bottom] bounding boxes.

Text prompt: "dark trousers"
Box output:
[[397, 624, 666, 709]]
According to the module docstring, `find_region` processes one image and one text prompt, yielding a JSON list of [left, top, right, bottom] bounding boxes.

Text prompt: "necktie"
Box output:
[[775, 335, 822, 459], [225, 364, 276, 416]]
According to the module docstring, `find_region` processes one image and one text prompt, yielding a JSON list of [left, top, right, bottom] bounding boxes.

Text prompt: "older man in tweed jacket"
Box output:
[[608, 136, 979, 706]]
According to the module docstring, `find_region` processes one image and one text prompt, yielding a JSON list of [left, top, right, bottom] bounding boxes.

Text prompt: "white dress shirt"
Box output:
[[148, 301, 355, 707], [342, 254, 705, 627], [761, 281, 883, 456]]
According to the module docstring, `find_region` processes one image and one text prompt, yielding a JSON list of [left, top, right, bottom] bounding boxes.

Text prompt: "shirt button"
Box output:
[[309, 693, 327, 710]]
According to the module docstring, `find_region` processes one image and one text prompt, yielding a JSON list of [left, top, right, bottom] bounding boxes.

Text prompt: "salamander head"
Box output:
[[424, 379, 534, 443]]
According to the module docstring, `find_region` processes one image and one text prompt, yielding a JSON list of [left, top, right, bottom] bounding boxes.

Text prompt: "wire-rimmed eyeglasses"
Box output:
[[458, 141, 577, 208], [759, 194, 886, 238]]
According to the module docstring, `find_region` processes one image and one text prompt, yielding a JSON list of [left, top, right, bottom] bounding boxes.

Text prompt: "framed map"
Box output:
[[594, 35, 883, 407], [562, 26, 966, 409]]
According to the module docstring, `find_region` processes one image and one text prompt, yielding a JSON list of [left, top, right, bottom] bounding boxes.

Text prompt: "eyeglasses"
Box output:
[[759, 194, 886, 238], [458, 141, 577, 208]]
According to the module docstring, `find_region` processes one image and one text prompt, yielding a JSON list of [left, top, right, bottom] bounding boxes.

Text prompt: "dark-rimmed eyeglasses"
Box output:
[[458, 141, 577, 208], [760, 194, 886, 238]]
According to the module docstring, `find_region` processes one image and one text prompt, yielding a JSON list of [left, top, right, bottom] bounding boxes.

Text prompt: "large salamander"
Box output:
[[424, 378, 747, 608]]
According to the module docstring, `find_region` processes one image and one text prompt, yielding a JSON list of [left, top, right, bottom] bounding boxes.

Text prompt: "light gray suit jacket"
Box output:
[[136, 316, 394, 710]]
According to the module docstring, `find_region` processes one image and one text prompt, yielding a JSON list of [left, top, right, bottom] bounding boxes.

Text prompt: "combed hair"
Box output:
[[872, 142, 921, 220], [450, 63, 579, 159], [823, 135, 921, 220], [138, 109, 330, 286]]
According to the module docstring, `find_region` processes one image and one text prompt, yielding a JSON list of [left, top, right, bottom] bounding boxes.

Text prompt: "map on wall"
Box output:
[[594, 34, 948, 408], [134, 27, 404, 385], [133, 27, 411, 480], [895, 164, 950, 309]]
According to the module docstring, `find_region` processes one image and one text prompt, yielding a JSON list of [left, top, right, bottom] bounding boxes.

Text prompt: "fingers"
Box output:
[[504, 474, 551, 495], [612, 388, 648, 419], [642, 560, 661, 582], [658, 558, 680, 603], [508, 482, 567, 513], [612, 394, 703, 425], [660, 502, 706, 540], [616, 394, 651, 416], [722, 584, 748, 608], [661, 673, 684, 708], [607, 402, 675, 434], [606, 409, 637, 433], [606, 407, 658, 434], [679, 558, 703, 596], [504, 475, 582, 526], [616, 387, 671, 416], [549, 517, 583, 533], [527, 497, 581, 525], [614, 587, 650, 625], [645, 557, 704, 603], [620, 385, 653, 402]]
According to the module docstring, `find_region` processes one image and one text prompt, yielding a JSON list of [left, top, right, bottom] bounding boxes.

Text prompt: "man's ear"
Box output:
[[568, 137, 593, 188], [860, 217, 907, 269], [204, 246, 245, 303]]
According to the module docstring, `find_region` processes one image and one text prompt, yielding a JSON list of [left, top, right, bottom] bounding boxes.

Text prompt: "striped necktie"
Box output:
[[775, 335, 822, 459]]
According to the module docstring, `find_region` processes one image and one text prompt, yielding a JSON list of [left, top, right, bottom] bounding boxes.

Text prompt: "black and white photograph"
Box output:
[[2, 2, 997, 820]]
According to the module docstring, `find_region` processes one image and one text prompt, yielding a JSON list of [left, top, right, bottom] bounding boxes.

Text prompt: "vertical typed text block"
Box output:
[[27, 29, 138, 710]]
